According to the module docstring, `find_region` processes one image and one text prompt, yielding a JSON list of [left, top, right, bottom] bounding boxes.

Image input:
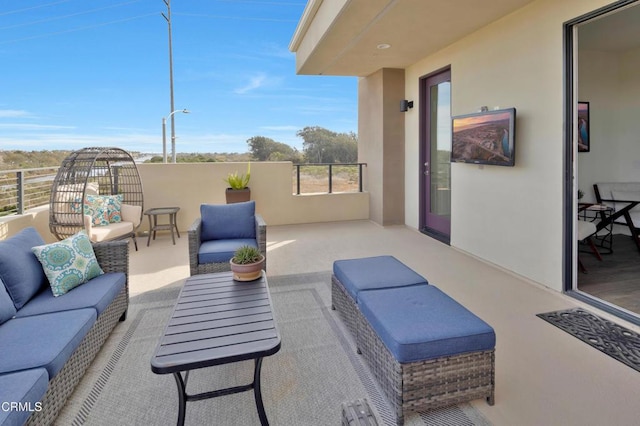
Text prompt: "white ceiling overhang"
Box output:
[[290, 0, 536, 77]]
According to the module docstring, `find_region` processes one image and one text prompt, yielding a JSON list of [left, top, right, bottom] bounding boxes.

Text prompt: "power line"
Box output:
[[0, 0, 74, 17], [174, 13, 297, 23], [0, 0, 144, 31], [0, 12, 157, 45]]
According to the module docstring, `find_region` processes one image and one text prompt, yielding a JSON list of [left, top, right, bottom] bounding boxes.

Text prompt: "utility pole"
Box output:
[[162, 0, 176, 161]]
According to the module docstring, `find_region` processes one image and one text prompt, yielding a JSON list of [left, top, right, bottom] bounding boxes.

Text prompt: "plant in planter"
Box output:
[[230, 245, 265, 281], [224, 163, 251, 204]]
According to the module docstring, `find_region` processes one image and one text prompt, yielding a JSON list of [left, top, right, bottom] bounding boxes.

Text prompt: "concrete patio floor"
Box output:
[[129, 220, 640, 426]]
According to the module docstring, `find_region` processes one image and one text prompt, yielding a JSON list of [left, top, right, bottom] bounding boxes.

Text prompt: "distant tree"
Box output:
[[297, 126, 357, 163], [247, 136, 301, 162]]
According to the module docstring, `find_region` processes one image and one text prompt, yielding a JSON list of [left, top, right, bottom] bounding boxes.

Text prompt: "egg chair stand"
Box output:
[[49, 147, 144, 250]]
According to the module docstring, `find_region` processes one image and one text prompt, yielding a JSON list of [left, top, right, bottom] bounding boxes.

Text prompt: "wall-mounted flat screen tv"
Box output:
[[451, 108, 516, 166]]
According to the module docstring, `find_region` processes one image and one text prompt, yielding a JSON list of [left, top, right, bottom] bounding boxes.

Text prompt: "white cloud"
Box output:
[[0, 123, 74, 130], [259, 125, 299, 132], [0, 110, 32, 118], [234, 73, 267, 94]]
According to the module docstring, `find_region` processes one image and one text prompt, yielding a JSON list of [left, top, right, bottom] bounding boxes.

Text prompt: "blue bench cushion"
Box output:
[[0, 278, 17, 325], [0, 369, 49, 426], [200, 201, 256, 242], [333, 256, 428, 301], [0, 227, 47, 310], [358, 285, 495, 363], [0, 309, 96, 378], [15, 272, 126, 318], [198, 238, 258, 264]]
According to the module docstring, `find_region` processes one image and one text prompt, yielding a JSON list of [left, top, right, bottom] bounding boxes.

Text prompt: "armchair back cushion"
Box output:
[[200, 201, 256, 242], [0, 227, 47, 309]]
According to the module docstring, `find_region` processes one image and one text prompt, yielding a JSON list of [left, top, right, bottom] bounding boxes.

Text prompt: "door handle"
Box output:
[[424, 162, 430, 176]]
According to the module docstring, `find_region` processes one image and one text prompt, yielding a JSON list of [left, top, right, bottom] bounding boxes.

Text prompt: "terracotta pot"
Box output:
[[225, 188, 251, 204], [229, 255, 265, 281]]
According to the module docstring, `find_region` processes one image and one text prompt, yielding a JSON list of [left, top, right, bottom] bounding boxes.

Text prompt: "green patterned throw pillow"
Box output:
[[32, 231, 104, 296], [84, 194, 123, 226]]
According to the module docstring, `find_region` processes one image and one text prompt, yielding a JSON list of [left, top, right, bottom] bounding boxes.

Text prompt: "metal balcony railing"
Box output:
[[293, 163, 366, 195], [0, 167, 59, 217]]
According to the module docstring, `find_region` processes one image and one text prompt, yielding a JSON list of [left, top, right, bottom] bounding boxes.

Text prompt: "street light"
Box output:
[[162, 109, 189, 163]]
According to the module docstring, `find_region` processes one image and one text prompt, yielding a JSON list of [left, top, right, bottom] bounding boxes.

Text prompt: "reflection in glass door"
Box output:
[[420, 68, 451, 243]]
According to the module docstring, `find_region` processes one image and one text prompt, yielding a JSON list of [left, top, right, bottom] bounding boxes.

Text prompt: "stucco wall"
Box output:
[[1, 162, 369, 241], [404, 0, 613, 291]]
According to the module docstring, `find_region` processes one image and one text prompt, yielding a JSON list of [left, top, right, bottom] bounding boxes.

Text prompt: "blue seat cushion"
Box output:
[[0, 227, 47, 309], [0, 309, 96, 378], [0, 278, 17, 325], [333, 256, 428, 302], [199, 239, 258, 264], [0, 369, 49, 426], [358, 285, 496, 363], [200, 201, 256, 242], [15, 272, 126, 318]]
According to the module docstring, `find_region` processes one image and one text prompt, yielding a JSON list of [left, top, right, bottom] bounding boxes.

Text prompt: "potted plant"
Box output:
[[224, 163, 251, 204], [230, 245, 265, 281]]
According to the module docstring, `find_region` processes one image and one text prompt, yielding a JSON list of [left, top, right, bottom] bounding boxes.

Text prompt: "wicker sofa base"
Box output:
[[25, 287, 128, 426], [332, 273, 495, 425]]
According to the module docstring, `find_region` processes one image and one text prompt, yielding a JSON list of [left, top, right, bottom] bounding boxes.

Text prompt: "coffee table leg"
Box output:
[[253, 357, 269, 426], [173, 372, 187, 426], [146, 215, 153, 247]]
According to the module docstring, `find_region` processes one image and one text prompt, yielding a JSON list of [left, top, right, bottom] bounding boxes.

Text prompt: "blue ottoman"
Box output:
[[331, 256, 428, 337], [357, 285, 496, 425]]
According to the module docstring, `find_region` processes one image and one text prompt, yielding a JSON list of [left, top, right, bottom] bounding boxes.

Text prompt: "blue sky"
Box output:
[[0, 0, 357, 154]]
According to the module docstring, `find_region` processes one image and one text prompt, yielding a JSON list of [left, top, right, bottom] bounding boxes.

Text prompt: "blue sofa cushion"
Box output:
[[200, 201, 256, 242], [0, 278, 17, 325], [358, 285, 496, 363], [0, 308, 96, 378], [0, 368, 49, 426], [0, 227, 47, 309], [15, 272, 126, 318], [198, 239, 258, 264], [333, 256, 428, 302]]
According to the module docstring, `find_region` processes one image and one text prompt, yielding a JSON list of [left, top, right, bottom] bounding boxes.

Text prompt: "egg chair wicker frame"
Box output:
[[49, 147, 144, 247]]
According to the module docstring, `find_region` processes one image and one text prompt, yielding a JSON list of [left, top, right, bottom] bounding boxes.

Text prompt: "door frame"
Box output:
[[563, 0, 640, 326], [419, 65, 452, 244]]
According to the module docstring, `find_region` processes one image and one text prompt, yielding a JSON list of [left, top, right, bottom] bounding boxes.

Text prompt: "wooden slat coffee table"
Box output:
[[151, 271, 281, 426]]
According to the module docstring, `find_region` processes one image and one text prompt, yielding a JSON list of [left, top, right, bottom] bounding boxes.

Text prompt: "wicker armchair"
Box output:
[[188, 202, 266, 276]]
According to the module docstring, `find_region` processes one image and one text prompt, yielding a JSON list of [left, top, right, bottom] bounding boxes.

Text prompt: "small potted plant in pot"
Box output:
[[230, 245, 265, 281], [224, 163, 251, 204]]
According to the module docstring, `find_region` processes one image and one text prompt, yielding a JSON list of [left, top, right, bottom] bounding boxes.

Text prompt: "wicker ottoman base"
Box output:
[[342, 398, 378, 426], [357, 310, 495, 425], [331, 275, 359, 339]]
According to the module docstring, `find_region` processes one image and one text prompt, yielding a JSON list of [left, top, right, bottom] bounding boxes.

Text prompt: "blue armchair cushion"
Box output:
[[358, 285, 496, 363], [333, 256, 428, 302], [0, 308, 96, 378], [199, 238, 258, 264], [0, 278, 17, 325], [200, 201, 256, 242], [0, 227, 47, 309], [0, 368, 49, 426], [16, 272, 125, 318], [31, 231, 104, 297]]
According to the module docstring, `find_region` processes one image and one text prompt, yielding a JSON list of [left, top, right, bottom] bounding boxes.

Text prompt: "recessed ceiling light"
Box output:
[[376, 43, 391, 50]]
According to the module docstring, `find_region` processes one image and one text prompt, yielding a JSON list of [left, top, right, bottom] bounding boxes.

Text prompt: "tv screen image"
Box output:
[[451, 108, 516, 166]]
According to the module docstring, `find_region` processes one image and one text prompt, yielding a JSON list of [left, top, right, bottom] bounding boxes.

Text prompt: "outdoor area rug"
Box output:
[[55, 271, 491, 426], [537, 308, 640, 373]]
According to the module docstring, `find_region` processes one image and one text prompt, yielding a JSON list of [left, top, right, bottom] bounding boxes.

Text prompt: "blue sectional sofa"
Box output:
[[0, 228, 128, 426]]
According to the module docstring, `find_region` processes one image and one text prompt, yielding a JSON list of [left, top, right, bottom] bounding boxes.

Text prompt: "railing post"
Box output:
[[359, 163, 363, 192], [296, 165, 301, 195], [17, 171, 24, 215], [328, 164, 333, 193]]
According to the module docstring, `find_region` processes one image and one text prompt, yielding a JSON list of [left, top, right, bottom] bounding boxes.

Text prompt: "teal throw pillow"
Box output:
[[84, 194, 123, 226], [31, 231, 104, 297]]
